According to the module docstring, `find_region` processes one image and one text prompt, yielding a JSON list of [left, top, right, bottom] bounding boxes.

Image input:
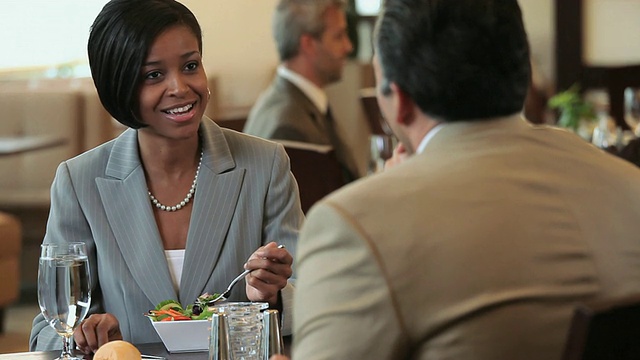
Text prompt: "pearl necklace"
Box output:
[[148, 150, 203, 212]]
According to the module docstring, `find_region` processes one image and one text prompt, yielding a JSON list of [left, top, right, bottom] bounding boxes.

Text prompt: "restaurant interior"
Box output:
[[1, 0, 640, 355]]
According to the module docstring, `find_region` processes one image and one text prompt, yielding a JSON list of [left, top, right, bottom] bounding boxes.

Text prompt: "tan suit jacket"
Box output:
[[293, 115, 640, 359]]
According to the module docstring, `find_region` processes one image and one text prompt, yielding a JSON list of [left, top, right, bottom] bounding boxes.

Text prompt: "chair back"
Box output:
[[562, 293, 640, 360], [277, 140, 346, 213], [359, 87, 393, 136]]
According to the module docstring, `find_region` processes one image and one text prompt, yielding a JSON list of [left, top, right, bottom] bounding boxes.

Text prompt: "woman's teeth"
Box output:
[[165, 103, 193, 114]]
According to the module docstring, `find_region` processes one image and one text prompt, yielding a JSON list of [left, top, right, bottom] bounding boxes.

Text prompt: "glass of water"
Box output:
[[368, 134, 395, 175], [38, 242, 91, 360], [211, 302, 268, 360]]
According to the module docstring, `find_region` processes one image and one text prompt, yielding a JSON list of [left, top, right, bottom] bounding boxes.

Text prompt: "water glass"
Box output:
[[210, 302, 268, 360], [368, 134, 395, 174], [38, 242, 91, 360]]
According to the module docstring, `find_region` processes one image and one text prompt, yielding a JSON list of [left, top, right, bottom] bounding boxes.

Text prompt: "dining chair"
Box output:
[[359, 87, 392, 136], [359, 87, 398, 174], [276, 140, 346, 213], [562, 293, 640, 360], [0, 211, 21, 333]]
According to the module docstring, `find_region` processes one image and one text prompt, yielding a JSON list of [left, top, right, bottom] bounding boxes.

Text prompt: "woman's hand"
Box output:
[[245, 242, 293, 306], [73, 313, 123, 354]]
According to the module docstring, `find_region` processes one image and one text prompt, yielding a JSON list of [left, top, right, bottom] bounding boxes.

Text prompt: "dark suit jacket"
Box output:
[[618, 137, 640, 167], [244, 75, 356, 181], [30, 117, 303, 349], [245, 75, 332, 144]]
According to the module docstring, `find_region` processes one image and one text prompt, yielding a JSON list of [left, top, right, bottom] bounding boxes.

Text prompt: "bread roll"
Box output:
[[93, 340, 141, 359]]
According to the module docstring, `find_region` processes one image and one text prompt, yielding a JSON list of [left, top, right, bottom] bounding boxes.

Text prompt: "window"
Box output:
[[0, 0, 108, 76], [355, 0, 381, 16]]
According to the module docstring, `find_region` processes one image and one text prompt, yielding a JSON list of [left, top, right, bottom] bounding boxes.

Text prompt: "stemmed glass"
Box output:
[[37, 242, 91, 360]]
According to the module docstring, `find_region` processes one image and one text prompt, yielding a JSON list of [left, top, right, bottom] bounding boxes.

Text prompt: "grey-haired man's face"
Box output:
[[310, 5, 353, 86]]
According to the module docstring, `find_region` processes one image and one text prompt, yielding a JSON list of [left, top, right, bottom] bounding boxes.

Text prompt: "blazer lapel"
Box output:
[[276, 75, 328, 134], [179, 119, 246, 305], [96, 129, 177, 305]]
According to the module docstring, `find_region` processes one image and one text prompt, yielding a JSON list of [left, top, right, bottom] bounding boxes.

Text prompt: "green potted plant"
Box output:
[[548, 84, 597, 132]]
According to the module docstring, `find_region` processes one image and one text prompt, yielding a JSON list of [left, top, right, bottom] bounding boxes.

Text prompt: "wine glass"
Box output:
[[38, 242, 91, 360]]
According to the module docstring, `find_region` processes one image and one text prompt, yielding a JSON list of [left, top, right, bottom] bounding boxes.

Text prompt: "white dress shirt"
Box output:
[[416, 123, 445, 154]]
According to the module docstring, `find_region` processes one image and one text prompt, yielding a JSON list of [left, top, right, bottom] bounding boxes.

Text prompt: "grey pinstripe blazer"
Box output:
[[30, 117, 304, 349]]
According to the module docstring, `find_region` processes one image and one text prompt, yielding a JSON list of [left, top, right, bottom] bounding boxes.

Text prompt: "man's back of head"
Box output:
[[375, 0, 531, 122]]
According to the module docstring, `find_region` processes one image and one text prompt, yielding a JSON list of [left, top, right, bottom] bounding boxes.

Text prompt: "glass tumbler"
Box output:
[[211, 302, 269, 360], [368, 134, 395, 174]]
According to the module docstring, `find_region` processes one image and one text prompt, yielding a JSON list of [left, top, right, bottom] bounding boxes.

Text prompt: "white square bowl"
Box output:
[[148, 317, 211, 353]]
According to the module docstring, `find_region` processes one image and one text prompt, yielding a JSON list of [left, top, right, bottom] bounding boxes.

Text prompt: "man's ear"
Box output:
[[299, 34, 316, 56], [391, 83, 416, 126]]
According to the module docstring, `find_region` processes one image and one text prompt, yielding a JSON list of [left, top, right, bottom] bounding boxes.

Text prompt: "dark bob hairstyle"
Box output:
[[88, 0, 203, 129]]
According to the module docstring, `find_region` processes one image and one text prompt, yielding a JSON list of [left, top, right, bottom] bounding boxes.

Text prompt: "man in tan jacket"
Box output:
[[273, 0, 640, 359]]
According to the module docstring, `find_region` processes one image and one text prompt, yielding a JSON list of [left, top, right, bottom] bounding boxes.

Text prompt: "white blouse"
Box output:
[[164, 249, 186, 294]]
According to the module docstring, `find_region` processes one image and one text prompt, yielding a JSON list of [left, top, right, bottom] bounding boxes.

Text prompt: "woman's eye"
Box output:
[[185, 62, 198, 71], [145, 71, 162, 80]]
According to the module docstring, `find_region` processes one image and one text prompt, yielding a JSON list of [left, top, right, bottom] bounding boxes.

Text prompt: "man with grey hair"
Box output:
[[243, 0, 356, 181]]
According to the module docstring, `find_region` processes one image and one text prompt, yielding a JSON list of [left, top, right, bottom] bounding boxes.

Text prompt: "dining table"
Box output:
[[0, 343, 201, 359], [0, 337, 292, 359]]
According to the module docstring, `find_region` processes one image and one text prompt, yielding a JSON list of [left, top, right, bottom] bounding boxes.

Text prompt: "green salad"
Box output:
[[146, 293, 221, 321]]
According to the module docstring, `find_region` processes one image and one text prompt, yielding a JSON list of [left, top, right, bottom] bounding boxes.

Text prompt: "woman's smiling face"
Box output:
[[138, 25, 208, 140]]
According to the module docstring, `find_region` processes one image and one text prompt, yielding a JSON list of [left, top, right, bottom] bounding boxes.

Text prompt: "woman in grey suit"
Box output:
[[29, 0, 303, 353]]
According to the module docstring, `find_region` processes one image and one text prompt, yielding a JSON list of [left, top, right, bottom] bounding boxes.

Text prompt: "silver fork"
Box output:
[[206, 268, 252, 305], [207, 244, 285, 306]]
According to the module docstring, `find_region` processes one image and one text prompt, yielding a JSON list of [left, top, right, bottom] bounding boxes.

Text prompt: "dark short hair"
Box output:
[[375, 0, 531, 122], [88, 0, 203, 129]]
